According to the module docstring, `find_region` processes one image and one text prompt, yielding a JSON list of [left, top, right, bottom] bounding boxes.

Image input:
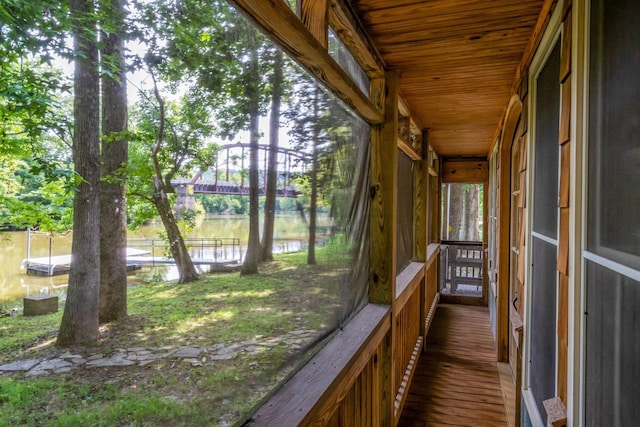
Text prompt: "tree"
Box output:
[[139, 0, 274, 274], [127, 80, 216, 284], [286, 75, 333, 265], [260, 49, 284, 262], [0, 3, 75, 232], [149, 80, 199, 283], [443, 184, 480, 241], [99, 0, 129, 323], [286, 68, 362, 265], [307, 85, 321, 265], [239, 31, 264, 275], [58, 0, 101, 345]]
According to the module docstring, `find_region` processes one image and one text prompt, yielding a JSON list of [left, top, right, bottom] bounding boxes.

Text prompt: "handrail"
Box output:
[[440, 241, 483, 297], [427, 243, 441, 268], [440, 240, 483, 246], [247, 303, 391, 426], [395, 262, 424, 311]]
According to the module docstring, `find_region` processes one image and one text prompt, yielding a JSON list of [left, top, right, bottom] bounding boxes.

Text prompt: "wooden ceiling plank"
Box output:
[[351, 0, 546, 156], [360, 0, 542, 24]]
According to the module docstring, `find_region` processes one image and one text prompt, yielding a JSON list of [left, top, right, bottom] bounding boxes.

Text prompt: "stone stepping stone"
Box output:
[[210, 353, 235, 361], [0, 359, 40, 372], [173, 347, 202, 358], [87, 356, 135, 368]]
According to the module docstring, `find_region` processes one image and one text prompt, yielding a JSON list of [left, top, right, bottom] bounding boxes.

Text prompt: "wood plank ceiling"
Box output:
[[351, 0, 545, 157]]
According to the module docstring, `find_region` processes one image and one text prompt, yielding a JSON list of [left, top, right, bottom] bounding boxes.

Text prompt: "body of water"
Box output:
[[0, 213, 324, 309]]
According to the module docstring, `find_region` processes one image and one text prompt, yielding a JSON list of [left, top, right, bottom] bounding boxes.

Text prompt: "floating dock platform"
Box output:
[[21, 248, 149, 277]]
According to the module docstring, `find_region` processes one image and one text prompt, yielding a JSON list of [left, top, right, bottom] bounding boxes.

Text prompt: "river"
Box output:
[[0, 213, 322, 310]]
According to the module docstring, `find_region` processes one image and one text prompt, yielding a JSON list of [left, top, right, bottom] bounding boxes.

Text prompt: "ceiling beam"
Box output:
[[229, 0, 384, 125]]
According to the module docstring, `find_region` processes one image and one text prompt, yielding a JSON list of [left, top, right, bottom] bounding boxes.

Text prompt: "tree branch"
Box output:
[[148, 66, 166, 188]]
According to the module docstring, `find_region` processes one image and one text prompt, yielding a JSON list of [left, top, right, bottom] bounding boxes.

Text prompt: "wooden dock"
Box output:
[[21, 248, 240, 276], [398, 304, 509, 426], [22, 248, 149, 277]]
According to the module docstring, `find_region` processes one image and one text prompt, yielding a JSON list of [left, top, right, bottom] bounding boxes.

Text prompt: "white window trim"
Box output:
[[531, 231, 558, 247], [576, 0, 640, 425], [583, 251, 640, 283], [522, 3, 563, 425]]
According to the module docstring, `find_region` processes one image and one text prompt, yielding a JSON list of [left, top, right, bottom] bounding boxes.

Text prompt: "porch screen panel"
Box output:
[[396, 149, 414, 271], [585, 262, 640, 426], [587, 0, 640, 270], [193, 5, 372, 422], [586, 0, 640, 425], [529, 39, 560, 425], [532, 41, 560, 239], [529, 237, 558, 421]]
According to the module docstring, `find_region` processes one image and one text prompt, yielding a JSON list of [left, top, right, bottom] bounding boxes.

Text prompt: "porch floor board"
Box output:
[[398, 304, 508, 427]]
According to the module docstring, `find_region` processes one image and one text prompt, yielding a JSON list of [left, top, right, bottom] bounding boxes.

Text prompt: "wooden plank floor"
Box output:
[[398, 304, 508, 427]]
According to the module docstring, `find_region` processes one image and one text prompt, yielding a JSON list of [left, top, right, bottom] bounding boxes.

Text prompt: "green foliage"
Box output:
[[0, 61, 72, 154], [0, 1, 71, 60], [0, 138, 75, 232], [0, 5, 75, 232], [285, 70, 365, 226], [135, 0, 277, 139], [126, 88, 218, 227], [197, 194, 249, 215], [0, 378, 201, 426]]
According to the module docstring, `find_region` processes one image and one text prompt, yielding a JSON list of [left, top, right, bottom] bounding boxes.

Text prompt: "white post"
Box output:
[[26, 228, 31, 262], [49, 235, 53, 276]]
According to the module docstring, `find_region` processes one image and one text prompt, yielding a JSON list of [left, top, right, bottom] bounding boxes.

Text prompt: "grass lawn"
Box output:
[[0, 250, 350, 426]]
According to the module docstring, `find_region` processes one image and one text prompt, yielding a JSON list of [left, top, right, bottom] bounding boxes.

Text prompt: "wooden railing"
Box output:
[[393, 262, 424, 421], [246, 303, 392, 426], [392, 244, 441, 424], [245, 244, 440, 426], [440, 241, 483, 296], [425, 243, 441, 346]]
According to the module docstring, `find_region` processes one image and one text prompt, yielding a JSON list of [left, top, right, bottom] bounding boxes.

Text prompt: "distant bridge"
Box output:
[[172, 143, 310, 209]]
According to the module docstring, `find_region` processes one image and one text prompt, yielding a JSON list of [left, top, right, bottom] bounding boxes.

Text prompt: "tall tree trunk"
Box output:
[[153, 180, 199, 283], [260, 49, 283, 262], [241, 101, 261, 275], [99, 0, 128, 323], [466, 184, 479, 241], [58, 0, 100, 346], [307, 86, 320, 265], [449, 184, 465, 241], [296, 200, 307, 223], [241, 40, 261, 275], [149, 73, 198, 284], [441, 183, 449, 240]]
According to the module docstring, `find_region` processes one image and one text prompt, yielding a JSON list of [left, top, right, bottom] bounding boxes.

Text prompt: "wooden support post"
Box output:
[[414, 135, 428, 345], [483, 174, 489, 304], [369, 71, 398, 426], [369, 72, 397, 305], [298, 0, 328, 48]]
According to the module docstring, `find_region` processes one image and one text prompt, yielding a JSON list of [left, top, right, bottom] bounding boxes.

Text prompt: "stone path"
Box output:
[[0, 328, 320, 377]]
